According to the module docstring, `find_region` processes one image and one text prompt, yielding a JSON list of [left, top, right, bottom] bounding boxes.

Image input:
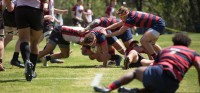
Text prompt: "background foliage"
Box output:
[[54, 0, 200, 32]]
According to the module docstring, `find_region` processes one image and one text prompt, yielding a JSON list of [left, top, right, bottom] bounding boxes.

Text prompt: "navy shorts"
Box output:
[[151, 18, 165, 34], [49, 27, 70, 48], [106, 30, 118, 45], [116, 28, 133, 42], [143, 65, 179, 93]]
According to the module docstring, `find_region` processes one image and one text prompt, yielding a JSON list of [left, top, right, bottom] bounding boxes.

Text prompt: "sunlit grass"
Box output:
[[0, 33, 200, 93]]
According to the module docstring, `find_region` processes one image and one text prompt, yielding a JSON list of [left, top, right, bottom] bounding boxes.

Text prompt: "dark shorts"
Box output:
[[143, 65, 179, 93], [15, 6, 43, 31], [129, 54, 143, 67], [116, 28, 133, 42], [151, 18, 165, 34], [106, 30, 118, 45], [43, 20, 54, 33], [0, 10, 4, 29], [72, 18, 81, 26], [3, 9, 16, 27], [48, 27, 70, 48]]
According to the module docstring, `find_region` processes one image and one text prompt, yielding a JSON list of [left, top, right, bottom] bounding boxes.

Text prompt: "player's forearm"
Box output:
[[106, 22, 122, 30]]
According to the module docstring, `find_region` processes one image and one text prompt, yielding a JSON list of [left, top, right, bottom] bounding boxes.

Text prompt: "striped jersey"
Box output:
[[124, 11, 161, 28], [90, 26, 107, 46], [60, 26, 85, 43], [153, 46, 200, 81], [96, 17, 121, 32]]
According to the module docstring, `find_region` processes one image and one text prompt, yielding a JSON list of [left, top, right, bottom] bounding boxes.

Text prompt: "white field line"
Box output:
[[35, 77, 92, 80], [91, 73, 103, 87]]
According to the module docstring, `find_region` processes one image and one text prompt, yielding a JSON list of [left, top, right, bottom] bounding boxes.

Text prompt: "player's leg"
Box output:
[[94, 66, 148, 92], [0, 29, 5, 71], [140, 28, 159, 59]]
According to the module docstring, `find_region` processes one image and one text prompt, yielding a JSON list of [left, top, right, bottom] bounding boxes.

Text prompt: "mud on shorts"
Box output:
[[48, 27, 70, 48], [143, 65, 179, 93]]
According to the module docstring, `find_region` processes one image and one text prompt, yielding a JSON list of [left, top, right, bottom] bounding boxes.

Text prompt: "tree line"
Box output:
[[55, 0, 200, 32]]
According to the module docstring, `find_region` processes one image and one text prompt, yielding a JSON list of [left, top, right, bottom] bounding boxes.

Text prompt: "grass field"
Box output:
[[0, 33, 200, 93]]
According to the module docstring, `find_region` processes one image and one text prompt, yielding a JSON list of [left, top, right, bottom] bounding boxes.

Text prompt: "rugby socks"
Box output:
[[11, 52, 19, 61], [30, 53, 38, 71], [110, 55, 122, 66], [45, 55, 51, 61], [20, 42, 30, 63], [107, 80, 121, 90]]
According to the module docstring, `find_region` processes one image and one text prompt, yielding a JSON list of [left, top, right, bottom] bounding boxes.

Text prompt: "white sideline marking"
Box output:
[[35, 77, 92, 80], [91, 73, 103, 87]]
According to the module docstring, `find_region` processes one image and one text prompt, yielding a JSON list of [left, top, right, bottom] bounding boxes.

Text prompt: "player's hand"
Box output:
[[63, 10, 68, 14]]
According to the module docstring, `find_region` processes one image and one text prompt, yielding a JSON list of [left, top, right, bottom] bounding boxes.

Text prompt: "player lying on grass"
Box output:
[[93, 32, 200, 93], [123, 40, 154, 69], [123, 40, 163, 69]]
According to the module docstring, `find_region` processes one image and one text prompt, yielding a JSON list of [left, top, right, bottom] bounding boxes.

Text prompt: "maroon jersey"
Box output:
[[96, 17, 121, 32], [153, 46, 200, 81]]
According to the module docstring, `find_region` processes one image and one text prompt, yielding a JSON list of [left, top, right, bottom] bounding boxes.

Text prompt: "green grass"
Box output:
[[0, 33, 200, 93]]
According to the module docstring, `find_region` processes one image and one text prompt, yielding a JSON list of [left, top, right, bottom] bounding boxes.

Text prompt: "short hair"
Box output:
[[116, 6, 129, 16], [83, 33, 95, 45], [172, 32, 191, 47]]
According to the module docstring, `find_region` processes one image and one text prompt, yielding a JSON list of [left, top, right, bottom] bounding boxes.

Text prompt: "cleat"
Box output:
[[0, 63, 5, 71], [11, 60, 25, 68], [25, 60, 33, 81], [124, 57, 130, 70], [115, 55, 122, 66], [93, 86, 111, 93], [41, 57, 48, 67], [118, 87, 139, 93], [32, 71, 37, 78], [50, 59, 64, 64]]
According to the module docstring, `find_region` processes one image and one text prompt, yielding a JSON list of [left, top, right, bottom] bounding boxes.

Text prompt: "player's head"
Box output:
[[172, 32, 191, 47], [116, 6, 129, 20], [82, 33, 96, 46]]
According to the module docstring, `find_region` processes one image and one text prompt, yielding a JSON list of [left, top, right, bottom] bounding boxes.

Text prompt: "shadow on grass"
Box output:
[[39, 65, 122, 69], [0, 78, 25, 83]]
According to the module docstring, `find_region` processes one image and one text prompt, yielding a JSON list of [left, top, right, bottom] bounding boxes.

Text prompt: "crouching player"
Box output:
[[38, 26, 86, 66], [81, 26, 124, 67]]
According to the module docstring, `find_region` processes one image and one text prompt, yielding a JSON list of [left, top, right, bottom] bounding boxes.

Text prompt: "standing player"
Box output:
[[15, 0, 47, 81], [0, 0, 4, 71], [3, 0, 24, 68], [94, 33, 200, 93], [105, 0, 116, 18], [71, 0, 87, 27], [84, 2, 93, 26], [106, 6, 165, 60]]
